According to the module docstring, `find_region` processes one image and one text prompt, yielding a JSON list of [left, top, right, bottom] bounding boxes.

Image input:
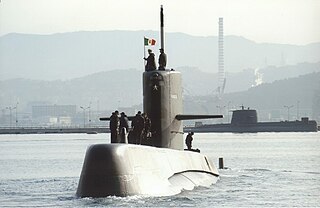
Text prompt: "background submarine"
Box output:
[[76, 6, 222, 197], [185, 106, 318, 133]]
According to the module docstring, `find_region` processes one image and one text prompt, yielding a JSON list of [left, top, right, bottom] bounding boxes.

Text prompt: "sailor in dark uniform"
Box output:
[[119, 112, 129, 132], [185, 132, 194, 150], [109, 111, 120, 143], [158, 48, 167, 70], [144, 49, 157, 71], [142, 113, 152, 142], [131, 111, 145, 144]]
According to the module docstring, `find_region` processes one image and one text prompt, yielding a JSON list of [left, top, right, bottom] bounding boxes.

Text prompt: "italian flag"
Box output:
[[144, 37, 156, 46]]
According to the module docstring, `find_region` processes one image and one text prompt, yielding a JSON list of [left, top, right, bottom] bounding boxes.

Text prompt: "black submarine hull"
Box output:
[[185, 115, 318, 133], [185, 107, 318, 133], [185, 121, 318, 133], [76, 144, 219, 197]]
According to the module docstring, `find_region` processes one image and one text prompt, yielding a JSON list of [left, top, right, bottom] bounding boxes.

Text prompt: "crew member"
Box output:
[[185, 132, 194, 150], [158, 48, 167, 70], [109, 111, 120, 143], [142, 113, 152, 141], [119, 112, 129, 133], [131, 111, 145, 144], [144, 49, 157, 71]]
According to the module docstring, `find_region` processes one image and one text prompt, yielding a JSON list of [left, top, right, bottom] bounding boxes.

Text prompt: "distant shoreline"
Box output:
[[1, 125, 318, 135], [0, 127, 109, 134]]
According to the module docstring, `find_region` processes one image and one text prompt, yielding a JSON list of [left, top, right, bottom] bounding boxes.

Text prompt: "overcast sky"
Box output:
[[0, 0, 319, 45]]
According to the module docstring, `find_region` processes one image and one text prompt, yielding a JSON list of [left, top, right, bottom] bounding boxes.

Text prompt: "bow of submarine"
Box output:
[[76, 143, 219, 197]]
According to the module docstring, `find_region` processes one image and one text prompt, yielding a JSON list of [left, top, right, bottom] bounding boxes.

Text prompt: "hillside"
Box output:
[[184, 72, 320, 122], [0, 69, 142, 112], [1, 31, 319, 80], [1, 62, 319, 119]]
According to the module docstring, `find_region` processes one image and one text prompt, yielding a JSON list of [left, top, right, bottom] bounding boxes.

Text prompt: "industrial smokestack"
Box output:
[[218, 17, 225, 95]]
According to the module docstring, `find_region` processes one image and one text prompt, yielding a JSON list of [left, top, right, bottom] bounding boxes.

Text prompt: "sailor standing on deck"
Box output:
[[109, 111, 120, 143], [142, 113, 152, 141], [185, 132, 194, 150], [131, 111, 145, 144], [119, 112, 129, 133], [144, 49, 157, 71], [158, 48, 167, 70]]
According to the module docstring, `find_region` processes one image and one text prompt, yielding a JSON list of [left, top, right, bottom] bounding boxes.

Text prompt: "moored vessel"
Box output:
[[185, 106, 318, 133]]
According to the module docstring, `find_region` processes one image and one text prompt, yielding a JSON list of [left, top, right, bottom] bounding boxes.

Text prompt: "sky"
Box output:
[[0, 0, 319, 45]]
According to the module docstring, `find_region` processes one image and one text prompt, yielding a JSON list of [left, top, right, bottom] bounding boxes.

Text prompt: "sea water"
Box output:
[[0, 132, 319, 207]]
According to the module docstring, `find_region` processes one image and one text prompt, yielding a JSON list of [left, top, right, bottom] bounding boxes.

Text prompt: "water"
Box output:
[[0, 132, 319, 207]]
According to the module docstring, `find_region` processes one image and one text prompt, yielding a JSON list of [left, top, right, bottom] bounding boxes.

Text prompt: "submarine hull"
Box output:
[[185, 108, 318, 133], [76, 144, 219, 197], [185, 122, 318, 133]]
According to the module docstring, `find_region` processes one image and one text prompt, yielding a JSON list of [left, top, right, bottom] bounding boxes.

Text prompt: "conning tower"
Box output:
[[141, 5, 183, 149], [231, 107, 258, 125], [143, 70, 183, 149]]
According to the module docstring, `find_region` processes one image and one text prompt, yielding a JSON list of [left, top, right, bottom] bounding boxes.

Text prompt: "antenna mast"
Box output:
[[160, 5, 164, 50]]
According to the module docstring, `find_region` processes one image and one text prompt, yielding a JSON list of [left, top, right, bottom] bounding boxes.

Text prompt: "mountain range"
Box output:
[[1, 30, 320, 80], [1, 62, 319, 119], [1, 30, 319, 122], [184, 71, 320, 122]]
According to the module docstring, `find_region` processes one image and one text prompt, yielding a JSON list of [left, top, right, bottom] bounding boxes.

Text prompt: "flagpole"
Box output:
[[143, 36, 146, 69]]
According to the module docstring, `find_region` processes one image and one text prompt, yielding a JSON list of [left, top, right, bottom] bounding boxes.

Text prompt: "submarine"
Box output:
[[185, 106, 318, 133], [76, 6, 222, 197]]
